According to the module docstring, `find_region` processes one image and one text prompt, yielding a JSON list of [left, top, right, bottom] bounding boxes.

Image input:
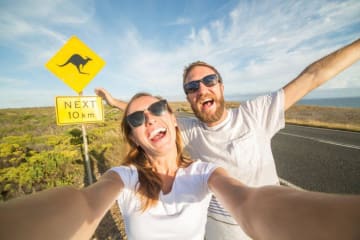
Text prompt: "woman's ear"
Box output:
[[129, 134, 139, 146]]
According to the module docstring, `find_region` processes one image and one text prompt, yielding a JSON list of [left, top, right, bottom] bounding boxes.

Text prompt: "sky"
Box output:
[[0, 0, 359, 109]]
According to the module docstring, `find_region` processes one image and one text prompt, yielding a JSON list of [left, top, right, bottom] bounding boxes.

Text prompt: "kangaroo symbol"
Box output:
[[58, 54, 92, 75]]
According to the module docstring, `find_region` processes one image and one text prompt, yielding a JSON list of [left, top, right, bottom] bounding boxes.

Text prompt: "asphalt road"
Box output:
[[272, 124, 360, 194]]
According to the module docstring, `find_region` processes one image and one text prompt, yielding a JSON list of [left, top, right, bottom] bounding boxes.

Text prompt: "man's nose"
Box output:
[[196, 81, 210, 95]]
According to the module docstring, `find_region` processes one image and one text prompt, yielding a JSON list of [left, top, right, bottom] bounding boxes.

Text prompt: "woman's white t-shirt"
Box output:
[[110, 160, 218, 240]]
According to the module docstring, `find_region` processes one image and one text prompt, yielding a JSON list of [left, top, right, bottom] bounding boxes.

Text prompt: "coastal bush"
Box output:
[[0, 136, 83, 201], [0, 106, 124, 203]]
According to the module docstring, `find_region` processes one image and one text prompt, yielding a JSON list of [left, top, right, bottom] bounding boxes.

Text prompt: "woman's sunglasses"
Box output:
[[126, 99, 168, 127], [183, 74, 220, 94]]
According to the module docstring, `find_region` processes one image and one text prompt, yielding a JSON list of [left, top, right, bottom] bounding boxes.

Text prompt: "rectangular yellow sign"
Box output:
[[55, 96, 104, 125]]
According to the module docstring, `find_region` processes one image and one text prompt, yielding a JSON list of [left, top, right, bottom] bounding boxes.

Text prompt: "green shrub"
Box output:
[[0, 106, 124, 202], [0, 149, 83, 201]]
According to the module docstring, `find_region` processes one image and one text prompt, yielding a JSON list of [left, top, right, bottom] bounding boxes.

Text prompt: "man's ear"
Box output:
[[172, 115, 178, 127]]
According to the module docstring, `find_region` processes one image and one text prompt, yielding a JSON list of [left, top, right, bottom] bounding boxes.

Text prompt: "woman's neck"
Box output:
[[149, 150, 179, 175], [148, 149, 179, 194]]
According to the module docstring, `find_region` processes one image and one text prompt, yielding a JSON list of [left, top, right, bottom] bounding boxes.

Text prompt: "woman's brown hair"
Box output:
[[121, 92, 192, 211]]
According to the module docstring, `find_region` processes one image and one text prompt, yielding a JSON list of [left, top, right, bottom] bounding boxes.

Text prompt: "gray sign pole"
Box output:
[[80, 92, 93, 185]]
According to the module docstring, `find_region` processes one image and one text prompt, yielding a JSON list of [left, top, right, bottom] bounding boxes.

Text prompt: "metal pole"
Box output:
[[81, 123, 93, 184], [79, 92, 93, 185]]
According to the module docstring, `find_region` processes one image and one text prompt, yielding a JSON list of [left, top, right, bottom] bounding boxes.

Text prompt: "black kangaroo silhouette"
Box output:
[[58, 54, 92, 75]]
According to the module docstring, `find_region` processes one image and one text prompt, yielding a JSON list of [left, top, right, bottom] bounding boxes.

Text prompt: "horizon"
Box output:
[[1, 89, 360, 110], [0, 0, 359, 108]]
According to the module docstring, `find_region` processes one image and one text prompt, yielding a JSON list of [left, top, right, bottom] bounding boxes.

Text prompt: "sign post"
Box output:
[[79, 92, 93, 185], [46, 36, 106, 185]]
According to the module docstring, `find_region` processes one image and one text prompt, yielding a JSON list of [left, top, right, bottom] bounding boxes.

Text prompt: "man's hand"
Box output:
[[94, 87, 127, 110]]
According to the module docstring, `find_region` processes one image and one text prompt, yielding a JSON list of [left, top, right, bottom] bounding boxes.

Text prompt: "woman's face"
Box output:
[[126, 96, 178, 157]]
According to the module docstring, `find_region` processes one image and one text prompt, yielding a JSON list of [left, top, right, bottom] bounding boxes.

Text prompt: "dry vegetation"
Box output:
[[285, 105, 360, 131]]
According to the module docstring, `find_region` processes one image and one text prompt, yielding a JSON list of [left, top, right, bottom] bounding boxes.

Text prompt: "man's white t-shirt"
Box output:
[[110, 160, 218, 240], [177, 90, 285, 239]]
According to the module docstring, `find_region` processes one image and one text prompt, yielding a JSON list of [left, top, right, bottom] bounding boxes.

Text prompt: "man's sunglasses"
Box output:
[[183, 74, 220, 94], [126, 99, 168, 127]]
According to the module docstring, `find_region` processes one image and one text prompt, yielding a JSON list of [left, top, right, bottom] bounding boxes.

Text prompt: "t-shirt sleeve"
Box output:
[[193, 161, 219, 192], [176, 116, 197, 146], [109, 166, 138, 190], [243, 89, 285, 137]]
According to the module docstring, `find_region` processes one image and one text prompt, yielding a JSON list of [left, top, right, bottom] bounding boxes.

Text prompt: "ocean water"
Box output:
[[297, 97, 360, 108]]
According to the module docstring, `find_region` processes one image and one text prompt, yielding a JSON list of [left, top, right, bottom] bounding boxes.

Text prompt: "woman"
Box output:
[[111, 92, 217, 239], [0, 93, 359, 240]]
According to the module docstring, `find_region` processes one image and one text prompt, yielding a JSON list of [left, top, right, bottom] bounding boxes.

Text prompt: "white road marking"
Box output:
[[288, 124, 360, 135], [279, 132, 360, 150], [279, 177, 305, 191]]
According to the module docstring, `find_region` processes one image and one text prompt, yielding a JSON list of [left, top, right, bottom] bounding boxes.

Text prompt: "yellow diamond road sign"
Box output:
[[46, 36, 105, 93]]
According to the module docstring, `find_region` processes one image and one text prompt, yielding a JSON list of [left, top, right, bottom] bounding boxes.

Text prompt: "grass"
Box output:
[[285, 105, 360, 132]]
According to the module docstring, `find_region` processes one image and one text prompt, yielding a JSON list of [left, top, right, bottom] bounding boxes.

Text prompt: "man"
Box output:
[[95, 38, 360, 239]]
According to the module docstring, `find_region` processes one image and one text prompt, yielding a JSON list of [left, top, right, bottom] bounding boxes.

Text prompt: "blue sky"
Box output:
[[0, 0, 359, 108]]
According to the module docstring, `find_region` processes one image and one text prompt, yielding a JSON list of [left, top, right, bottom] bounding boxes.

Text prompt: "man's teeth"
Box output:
[[201, 98, 213, 104], [201, 99, 214, 107], [149, 127, 167, 139]]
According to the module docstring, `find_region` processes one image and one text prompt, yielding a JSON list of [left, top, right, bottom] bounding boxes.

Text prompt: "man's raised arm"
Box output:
[[283, 38, 360, 110], [95, 87, 128, 110]]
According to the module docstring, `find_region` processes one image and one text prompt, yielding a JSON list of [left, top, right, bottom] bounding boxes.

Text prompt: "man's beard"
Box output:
[[191, 94, 225, 124]]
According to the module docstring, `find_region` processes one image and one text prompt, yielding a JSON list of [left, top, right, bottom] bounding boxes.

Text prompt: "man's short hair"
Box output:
[[182, 61, 223, 84]]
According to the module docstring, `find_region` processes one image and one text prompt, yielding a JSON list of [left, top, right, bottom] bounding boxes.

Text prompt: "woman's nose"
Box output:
[[144, 111, 156, 125]]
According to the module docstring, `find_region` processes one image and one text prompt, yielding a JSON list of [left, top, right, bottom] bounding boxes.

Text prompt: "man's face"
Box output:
[[184, 65, 226, 126]]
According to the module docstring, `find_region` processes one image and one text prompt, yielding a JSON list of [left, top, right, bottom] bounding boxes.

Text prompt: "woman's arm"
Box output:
[[208, 168, 360, 240], [0, 170, 123, 240]]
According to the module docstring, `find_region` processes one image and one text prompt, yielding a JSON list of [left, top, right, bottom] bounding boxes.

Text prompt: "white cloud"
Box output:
[[0, 76, 29, 87], [97, 0, 360, 100], [0, 13, 34, 39], [170, 0, 360, 95], [0, 0, 96, 70], [0, 0, 94, 24], [166, 17, 191, 26]]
